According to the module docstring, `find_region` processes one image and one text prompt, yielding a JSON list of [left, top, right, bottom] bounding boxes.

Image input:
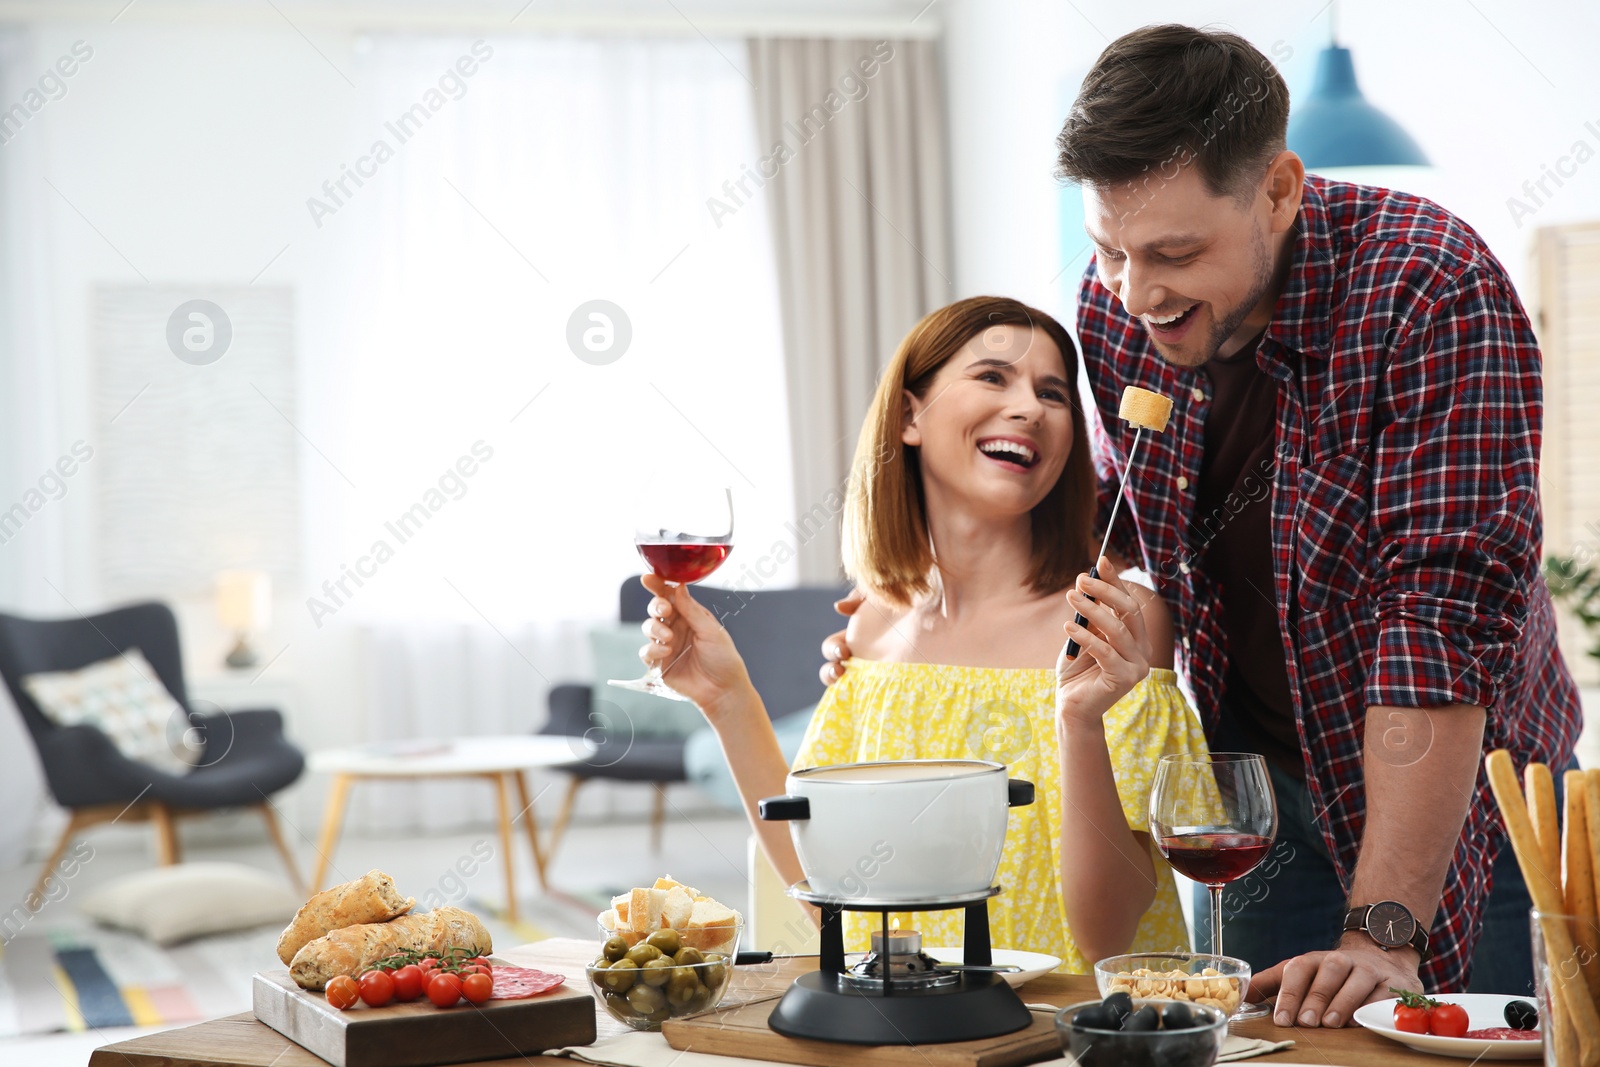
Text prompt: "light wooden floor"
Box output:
[[0, 811, 751, 1067]]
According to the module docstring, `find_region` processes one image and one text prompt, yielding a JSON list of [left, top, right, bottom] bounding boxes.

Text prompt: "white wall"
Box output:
[[0, 12, 815, 858], [0, 22, 368, 856], [0, 1, 944, 865], [940, 0, 1600, 311]]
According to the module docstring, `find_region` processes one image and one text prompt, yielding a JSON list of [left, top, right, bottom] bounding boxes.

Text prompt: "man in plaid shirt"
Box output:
[[1055, 24, 1582, 1022]]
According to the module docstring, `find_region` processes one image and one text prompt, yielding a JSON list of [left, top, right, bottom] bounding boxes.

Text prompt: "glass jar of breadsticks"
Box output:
[[1486, 750, 1600, 1066]]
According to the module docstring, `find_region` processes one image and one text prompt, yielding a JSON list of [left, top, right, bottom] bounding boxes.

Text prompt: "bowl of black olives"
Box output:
[[1055, 992, 1229, 1067], [587, 925, 742, 1031]]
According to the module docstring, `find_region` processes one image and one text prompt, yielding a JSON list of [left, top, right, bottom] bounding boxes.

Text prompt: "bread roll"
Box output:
[[289, 906, 492, 990], [276, 870, 414, 965]]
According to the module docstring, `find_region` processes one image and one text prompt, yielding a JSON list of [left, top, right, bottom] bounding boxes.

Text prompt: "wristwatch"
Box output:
[[1343, 900, 1430, 959]]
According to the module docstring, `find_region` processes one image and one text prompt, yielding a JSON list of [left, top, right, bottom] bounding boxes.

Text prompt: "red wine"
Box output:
[[638, 541, 731, 584], [1158, 833, 1272, 885]]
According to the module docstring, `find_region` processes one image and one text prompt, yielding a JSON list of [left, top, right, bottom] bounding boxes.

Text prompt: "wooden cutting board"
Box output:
[[661, 991, 1061, 1067], [252, 970, 596, 1067]]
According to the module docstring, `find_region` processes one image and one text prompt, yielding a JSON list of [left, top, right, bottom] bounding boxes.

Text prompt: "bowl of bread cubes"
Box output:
[[589, 876, 742, 1030]]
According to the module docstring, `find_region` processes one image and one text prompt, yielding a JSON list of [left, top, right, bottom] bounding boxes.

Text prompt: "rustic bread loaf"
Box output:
[[288, 906, 491, 990], [275, 870, 414, 965]]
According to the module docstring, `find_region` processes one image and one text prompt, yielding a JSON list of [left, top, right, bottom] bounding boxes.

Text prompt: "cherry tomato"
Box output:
[[1430, 1002, 1470, 1039], [461, 972, 493, 1005], [391, 964, 424, 1002], [325, 974, 360, 1010], [358, 969, 395, 1008], [428, 972, 463, 1008], [1394, 1004, 1430, 1034]]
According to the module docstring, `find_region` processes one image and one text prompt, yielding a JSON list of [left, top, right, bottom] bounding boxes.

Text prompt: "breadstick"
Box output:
[[1560, 1009, 1584, 1067], [1585, 770, 1600, 1017], [1585, 771, 1600, 926], [1567, 771, 1600, 997], [1487, 750, 1600, 1066], [1530, 763, 1562, 886]]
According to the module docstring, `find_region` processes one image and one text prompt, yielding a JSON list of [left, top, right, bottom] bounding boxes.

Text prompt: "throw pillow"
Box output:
[[79, 862, 300, 946], [23, 648, 191, 774], [587, 623, 707, 740]]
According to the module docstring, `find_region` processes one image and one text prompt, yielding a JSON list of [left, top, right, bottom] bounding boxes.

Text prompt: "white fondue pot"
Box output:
[[758, 759, 1034, 902]]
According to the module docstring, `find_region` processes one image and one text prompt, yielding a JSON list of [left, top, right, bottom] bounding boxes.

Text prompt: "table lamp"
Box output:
[[216, 570, 271, 669]]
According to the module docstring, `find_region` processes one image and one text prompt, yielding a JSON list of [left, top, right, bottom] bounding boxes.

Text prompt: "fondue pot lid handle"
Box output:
[[758, 795, 810, 821], [1008, 779, 1035, 807]]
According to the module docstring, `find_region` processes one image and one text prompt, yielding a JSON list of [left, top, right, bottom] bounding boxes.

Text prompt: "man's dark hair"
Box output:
[[1055, 24, 1290, 200]]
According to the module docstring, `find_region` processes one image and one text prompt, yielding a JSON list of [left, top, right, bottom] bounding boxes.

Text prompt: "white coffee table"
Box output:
[[307, 736, 593, 921]]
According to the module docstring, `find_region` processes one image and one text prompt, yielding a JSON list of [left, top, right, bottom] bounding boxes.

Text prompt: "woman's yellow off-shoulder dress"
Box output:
[[792, 659, 1206, 973]]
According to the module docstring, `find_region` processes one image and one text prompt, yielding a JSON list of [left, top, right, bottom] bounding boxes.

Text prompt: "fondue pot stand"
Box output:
[[757, 761, 1036, 1045]]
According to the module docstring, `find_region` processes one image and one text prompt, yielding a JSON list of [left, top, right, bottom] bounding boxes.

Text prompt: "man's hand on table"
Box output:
[[1253, 933, 1422, 1028]]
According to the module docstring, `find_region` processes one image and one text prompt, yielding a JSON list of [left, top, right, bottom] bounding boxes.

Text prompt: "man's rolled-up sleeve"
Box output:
[[1364, 267, 1542, 713]]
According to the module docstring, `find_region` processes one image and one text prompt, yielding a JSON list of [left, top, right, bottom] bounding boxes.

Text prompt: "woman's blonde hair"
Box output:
[[842, 296, 1095, 607]]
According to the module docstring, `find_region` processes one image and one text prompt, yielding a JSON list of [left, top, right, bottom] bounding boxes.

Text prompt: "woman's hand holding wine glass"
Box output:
[[608, 483, 753, 718], [638, 573, 753, 720]]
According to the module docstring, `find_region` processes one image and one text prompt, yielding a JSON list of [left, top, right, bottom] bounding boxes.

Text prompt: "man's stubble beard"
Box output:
[[1149, 224, 1275, 368], [1205, 224, 1274, 363]]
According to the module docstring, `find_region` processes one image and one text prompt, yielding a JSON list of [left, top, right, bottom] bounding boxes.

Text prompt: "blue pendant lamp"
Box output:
[[1286, 4, 1429, 168]]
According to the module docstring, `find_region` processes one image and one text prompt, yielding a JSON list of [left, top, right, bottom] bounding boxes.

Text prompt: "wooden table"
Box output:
[[305, 737, 593, 921], [90, 938, 1465, 1066]]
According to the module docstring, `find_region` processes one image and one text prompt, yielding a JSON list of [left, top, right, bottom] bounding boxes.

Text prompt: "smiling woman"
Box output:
[[636, 294, 1205, 971], [842, 298, 1096, 608]]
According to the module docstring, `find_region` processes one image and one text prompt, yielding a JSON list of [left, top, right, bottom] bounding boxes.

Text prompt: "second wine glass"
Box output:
[[607, 485, 734, 702], [1149, 751, 1278, 1019]]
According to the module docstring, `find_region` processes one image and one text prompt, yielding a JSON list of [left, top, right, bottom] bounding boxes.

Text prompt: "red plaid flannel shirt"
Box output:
[[1076, 175, 1582, 991]]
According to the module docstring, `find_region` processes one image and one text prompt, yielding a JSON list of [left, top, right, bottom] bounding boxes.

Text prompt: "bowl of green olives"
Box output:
[[587, 924, 743, 1030]]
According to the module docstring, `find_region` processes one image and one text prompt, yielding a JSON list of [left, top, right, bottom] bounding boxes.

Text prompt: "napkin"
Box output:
[[1218, 1034, 1297, 1061]]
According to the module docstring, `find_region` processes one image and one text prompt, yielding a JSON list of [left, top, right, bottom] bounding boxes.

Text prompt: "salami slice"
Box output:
[[1464, 1028, 1539, 1041], [489, 965, 566, 999]]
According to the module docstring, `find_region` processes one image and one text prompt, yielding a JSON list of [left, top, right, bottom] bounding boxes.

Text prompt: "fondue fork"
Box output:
[[1063, 386, 1174, 659]]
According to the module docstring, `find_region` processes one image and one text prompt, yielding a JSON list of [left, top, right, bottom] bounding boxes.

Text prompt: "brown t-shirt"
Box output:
[[1191, 333, 1302, 778]]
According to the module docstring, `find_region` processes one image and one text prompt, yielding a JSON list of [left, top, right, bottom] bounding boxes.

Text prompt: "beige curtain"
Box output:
[[749, 38, 952, 582]]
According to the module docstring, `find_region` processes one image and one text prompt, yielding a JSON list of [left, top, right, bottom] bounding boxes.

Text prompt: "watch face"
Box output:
[[1366, 901, 1416, 947]]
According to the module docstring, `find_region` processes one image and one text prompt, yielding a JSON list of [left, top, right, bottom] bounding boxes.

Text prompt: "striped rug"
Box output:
[[0, 924, 278, 1037], [0, 890, 606, 1037]]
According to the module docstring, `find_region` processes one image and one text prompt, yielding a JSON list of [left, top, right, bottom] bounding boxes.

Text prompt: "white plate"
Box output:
[[923, 947, 1062, 988], [1353, 994, 1542, 1060]]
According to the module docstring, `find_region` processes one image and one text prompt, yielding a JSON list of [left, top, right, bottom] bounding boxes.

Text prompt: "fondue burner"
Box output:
[[765, 882, 1032, 1045], [842, 928, 959, 992]]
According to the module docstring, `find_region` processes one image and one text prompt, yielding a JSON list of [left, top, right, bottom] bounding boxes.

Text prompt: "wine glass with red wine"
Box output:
[[1149, 751, 1278, 1019], [606, 486, 733, 702]]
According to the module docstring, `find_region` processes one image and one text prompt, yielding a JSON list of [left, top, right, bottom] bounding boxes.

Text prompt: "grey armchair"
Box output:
[[0, 602, 306, 907]]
